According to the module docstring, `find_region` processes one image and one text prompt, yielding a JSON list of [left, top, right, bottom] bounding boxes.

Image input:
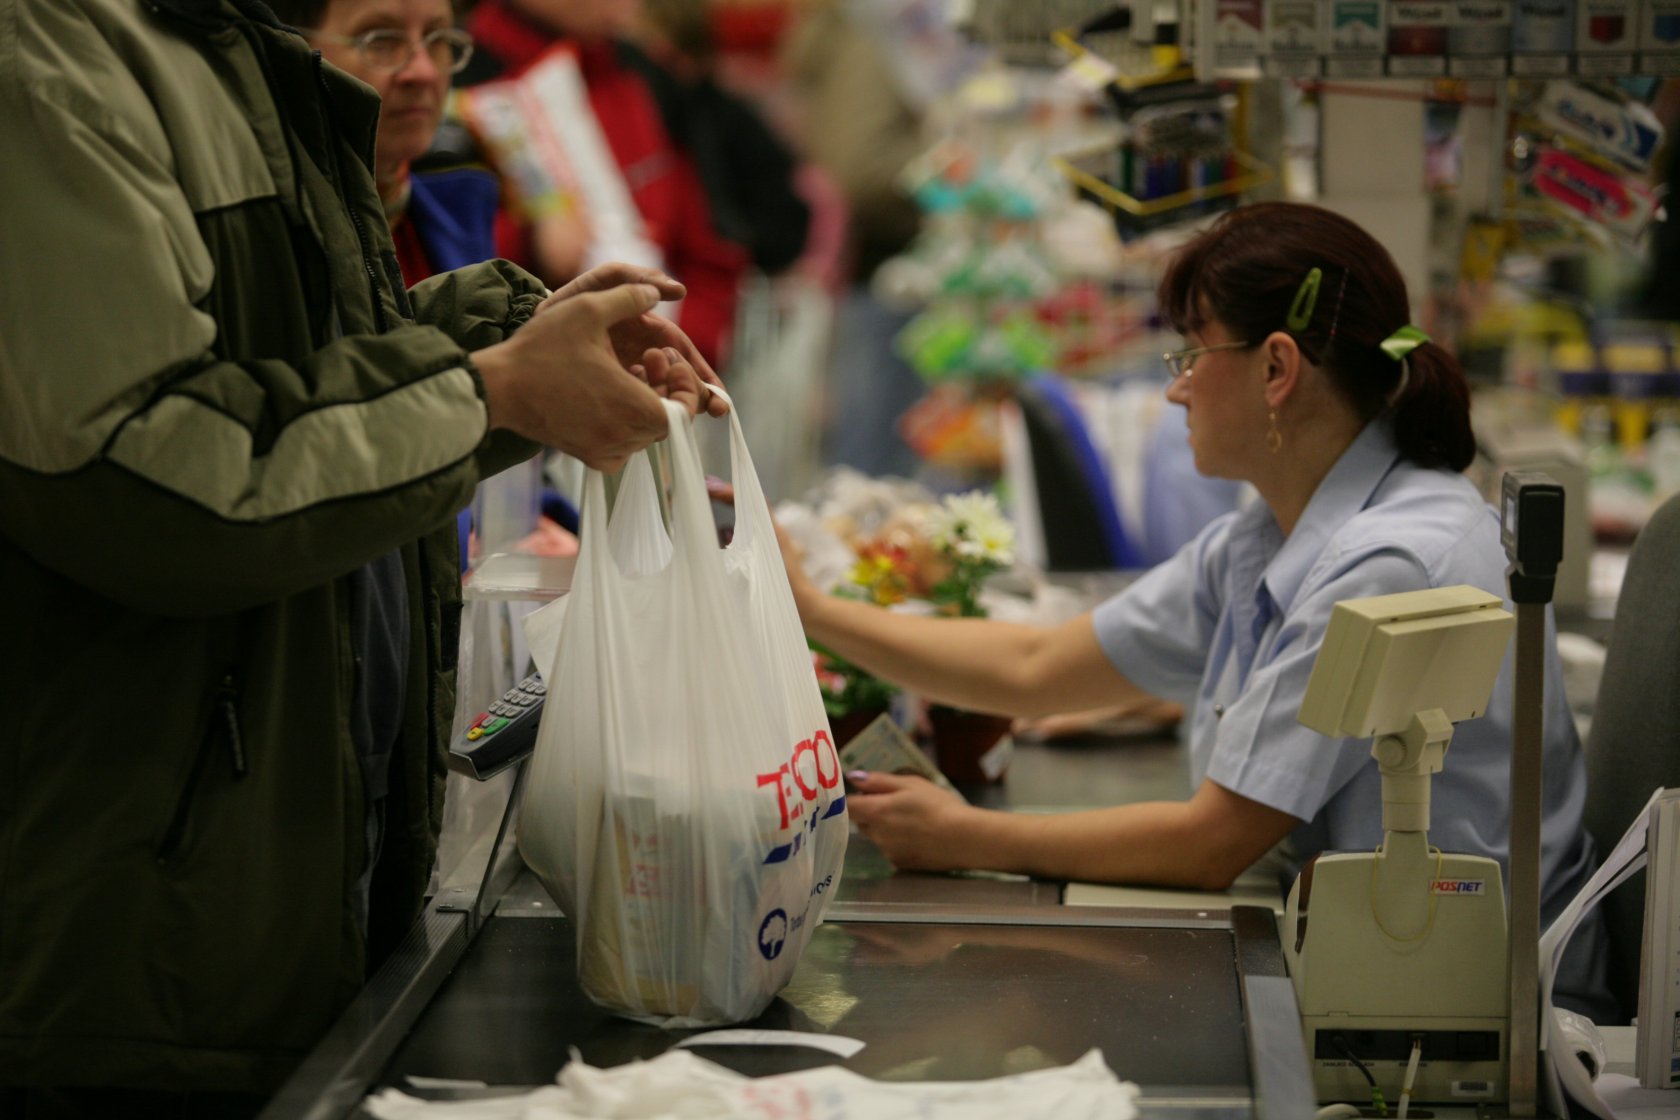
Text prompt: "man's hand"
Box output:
[[538, 262, 728, 417], [542, 261, 687, 304], [634, 345, 716, 418], [474, 282, 672, 473]]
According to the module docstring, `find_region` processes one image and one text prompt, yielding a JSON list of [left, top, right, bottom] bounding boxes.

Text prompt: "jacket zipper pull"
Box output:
[[220, 675, 248, 779]]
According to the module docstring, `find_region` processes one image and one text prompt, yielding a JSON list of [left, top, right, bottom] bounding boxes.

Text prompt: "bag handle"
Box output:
[[659, 396, 729, 563], [580, 386, 767, 580], [713, 388, 772, 555], [673, 386, 778, 559]]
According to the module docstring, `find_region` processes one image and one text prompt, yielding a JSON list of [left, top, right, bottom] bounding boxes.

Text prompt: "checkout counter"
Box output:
[[258, 732, 1317, 1119]]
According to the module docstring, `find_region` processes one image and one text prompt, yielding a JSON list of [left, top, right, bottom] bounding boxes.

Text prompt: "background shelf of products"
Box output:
[[1042, 17, 1274, 233], [1192, 1, 1680, 82], [964, 3, 1680, 82], [1054, 140, 1272, 217]]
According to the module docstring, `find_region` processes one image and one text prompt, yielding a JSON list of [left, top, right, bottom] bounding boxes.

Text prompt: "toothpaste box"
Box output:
[[1534, 81, 1663, 172], [1511, 0, 1575, 73], [1327, 1, 1388, 75], [1533, 145, 1655, 245]]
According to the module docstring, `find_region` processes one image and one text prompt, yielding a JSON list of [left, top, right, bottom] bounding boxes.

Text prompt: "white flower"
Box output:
[[925, 491, 1015, 566]]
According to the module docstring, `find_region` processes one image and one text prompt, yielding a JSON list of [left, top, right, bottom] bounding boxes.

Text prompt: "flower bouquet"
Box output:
[[921, 490, 1016, 619]]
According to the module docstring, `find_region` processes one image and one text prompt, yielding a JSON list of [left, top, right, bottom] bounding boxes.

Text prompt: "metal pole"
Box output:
[[1506, 600, 1545, 1116]]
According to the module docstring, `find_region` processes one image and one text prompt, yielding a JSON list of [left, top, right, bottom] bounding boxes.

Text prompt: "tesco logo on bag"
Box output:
[[758, 729, 847, 864]]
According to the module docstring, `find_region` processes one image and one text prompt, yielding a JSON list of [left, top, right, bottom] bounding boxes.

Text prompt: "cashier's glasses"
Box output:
[[1162, 340, 1257, 382], [310, 27, 475, 74]]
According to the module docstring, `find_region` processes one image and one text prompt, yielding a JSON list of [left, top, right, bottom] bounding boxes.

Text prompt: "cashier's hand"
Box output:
[[538, 262, 728, 417], [845, 771, 975, 873]]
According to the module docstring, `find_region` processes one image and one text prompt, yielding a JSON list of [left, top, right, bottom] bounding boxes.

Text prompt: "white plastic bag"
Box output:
[[363, 1048, 1141, 1120], [518, 393, 848, 1027]]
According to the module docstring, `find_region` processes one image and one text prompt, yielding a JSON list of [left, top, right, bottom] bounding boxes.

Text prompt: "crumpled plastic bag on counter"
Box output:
[[362, 1047, 1139, 1120]]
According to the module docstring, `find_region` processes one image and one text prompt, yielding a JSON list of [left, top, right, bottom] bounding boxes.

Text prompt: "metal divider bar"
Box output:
[[255, 906, 471, 1120]]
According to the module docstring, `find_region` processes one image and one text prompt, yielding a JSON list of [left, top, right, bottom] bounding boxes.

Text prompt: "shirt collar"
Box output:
[[1259, 418, 1404, 617]]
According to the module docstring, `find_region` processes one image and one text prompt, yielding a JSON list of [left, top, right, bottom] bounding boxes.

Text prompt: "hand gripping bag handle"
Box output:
[[579, 397, 712, 581], [579, 387, 773, 589]]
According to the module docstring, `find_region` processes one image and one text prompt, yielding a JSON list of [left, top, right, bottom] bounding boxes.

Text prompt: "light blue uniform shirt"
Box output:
[[1093, 418, 1609, 1014]]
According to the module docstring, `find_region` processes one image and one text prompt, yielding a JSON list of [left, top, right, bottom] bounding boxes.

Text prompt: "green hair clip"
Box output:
[[1286, 267, 1322, 331], [1380, 325, 1430, 361]]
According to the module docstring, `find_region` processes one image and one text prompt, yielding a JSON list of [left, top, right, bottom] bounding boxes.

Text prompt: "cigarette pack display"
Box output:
[[1576, 0, 1638, 72], [1328, 0, 1389, 75], [1512, 0, 1576, 74]]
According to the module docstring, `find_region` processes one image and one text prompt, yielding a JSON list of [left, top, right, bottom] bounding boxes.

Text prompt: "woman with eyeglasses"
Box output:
[[785, 201, 1611, 1019], [268, 0, 488, 284]]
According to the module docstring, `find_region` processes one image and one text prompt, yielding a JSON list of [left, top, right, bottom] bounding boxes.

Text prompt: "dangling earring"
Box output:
[[1267, 410, 1283, 454]]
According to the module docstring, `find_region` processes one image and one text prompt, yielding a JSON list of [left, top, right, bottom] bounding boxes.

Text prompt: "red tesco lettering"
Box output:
[[757, 730, 841, 830]]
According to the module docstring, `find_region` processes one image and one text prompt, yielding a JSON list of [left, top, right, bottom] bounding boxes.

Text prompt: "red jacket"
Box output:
[[464, 0, 747, 364]]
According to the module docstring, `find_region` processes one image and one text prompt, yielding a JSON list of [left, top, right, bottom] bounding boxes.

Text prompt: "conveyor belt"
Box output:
[[260, 735, 1315, 1119], [262, 888, 1311, 1119]]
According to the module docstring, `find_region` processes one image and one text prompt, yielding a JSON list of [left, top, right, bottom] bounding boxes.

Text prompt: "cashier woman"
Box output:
[[784, 202, 1613, 1018]]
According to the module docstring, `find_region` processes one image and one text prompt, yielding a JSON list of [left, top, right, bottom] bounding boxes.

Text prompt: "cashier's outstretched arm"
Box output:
[[783, 541, 1154, 719], [846, 773, 1300, 891]]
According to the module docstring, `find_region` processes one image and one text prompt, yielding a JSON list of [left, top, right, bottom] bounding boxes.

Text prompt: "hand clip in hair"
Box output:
[[1286, 267, 1322, 331], [1379, 325, 1430, 361], [1380, 325, 1430, 405]]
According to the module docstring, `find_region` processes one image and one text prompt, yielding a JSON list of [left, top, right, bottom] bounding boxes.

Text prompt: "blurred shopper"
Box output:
[[782, 0, 962, 477], [456, 0, 749, 365], [626, 0, 810, 277]]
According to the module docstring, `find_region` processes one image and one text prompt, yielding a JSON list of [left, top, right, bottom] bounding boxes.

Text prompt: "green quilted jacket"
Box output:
[[0, 0, 541, 1092]]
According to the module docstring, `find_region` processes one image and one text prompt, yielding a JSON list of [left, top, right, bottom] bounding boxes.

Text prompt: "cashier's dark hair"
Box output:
[[1158, 201, 1474, 472]]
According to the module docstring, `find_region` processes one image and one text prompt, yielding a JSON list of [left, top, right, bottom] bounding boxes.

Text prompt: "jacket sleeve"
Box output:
[[408, 260, 546, 478], [0, 49, 499, 617]]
